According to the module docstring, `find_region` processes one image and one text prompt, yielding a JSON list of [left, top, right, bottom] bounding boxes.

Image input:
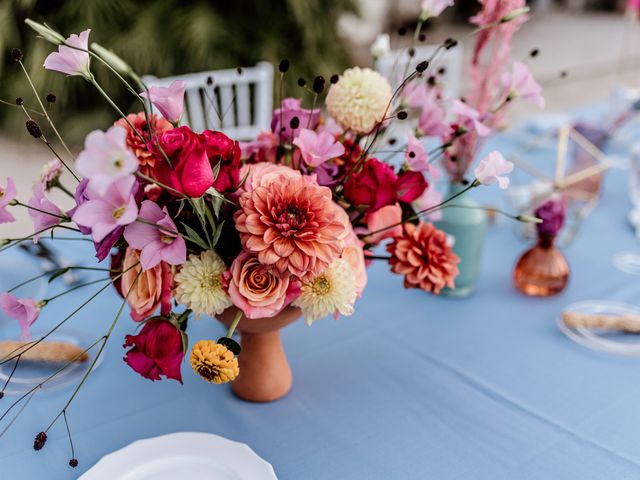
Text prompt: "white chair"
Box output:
[[375, 44, 463, 98], [142, 62, 274, 141]]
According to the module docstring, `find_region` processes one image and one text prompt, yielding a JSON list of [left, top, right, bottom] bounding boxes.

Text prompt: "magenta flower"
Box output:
[[28, 183, 64, 241], [405, 134, 439, 179], [0, 177, 16, 224], [292, 129, 345, 167], [271, 98, 321, 143], [0, 293, 41, 340], [72, 175, 138, 243], [76, 125, 139, 196], [43, 29, 91, 79], [124, 200, 186, 270], [474, 151, 514, 189], [502, 62, 544, 109], [452, 100, 491, 137], [141, 80, 186, 124]]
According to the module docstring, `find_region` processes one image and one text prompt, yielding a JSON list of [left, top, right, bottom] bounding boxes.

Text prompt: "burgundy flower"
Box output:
[[535, 199, 565, 237], [396, 171, 428, 203], [201, 130, 241, 193], [343, 158, 398, 213], [123, 319, 184, 382]]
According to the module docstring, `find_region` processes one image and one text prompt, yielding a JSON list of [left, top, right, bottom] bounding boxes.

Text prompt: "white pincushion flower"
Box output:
[[292, 258, 356, 325], [325, 67, 392, 134], [174, 250, 231, 318]]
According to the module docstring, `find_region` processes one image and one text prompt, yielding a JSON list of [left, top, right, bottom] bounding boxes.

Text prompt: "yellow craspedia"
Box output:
[[325, 67, 392, 134], [190, 340, 239, 384]]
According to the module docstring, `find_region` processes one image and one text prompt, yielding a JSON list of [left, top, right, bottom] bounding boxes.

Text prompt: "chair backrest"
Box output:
[[142, 62, 274, 141], [375, 45, 463, 98]]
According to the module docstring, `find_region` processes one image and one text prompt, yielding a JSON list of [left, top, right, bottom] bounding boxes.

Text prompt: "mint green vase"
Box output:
[[434, 182, 487, 298]]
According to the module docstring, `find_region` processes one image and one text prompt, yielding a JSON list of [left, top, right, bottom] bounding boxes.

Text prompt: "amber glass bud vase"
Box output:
[[514, 234, 569, 297]]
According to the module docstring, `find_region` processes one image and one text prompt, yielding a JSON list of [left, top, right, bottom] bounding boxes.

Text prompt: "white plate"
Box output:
[[79, 432, 277, 480], [558, 300, 640, 356]]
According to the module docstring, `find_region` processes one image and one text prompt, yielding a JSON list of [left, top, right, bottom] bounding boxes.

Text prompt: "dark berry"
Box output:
[[397, 111, 408, 120], [34, 432, 47, 450], [312, 76, 325, 94], [11, 48, 23, 62], [330, 74, 339, 84], [289, 116, 300, 129], [69, 458, 78, 468], [278, 59, 290, 73], [297, 77, 306, 87], [25, 120, 42, 138], [15, 97, 24, 106], [416, 61, 429, 73], [46, 93, 57, 103]]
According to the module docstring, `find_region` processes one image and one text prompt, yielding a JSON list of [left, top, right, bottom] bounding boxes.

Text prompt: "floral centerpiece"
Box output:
[[0, 7, 537, 468]]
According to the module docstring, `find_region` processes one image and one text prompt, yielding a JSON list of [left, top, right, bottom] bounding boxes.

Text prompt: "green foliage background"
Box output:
[[0, 0, 353, 143]]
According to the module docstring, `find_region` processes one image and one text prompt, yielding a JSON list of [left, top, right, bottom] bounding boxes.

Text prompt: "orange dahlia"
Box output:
[[234, 173, 346, 280], [386, 222, 459, 294], [115, 112, 172, 175]]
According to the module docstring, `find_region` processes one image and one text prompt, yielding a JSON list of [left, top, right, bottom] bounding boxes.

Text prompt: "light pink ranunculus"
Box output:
[[43, 29, 91, 79], [123, 200, 186, 271], [293, 129, 345, 167], [474, 150, 514, 189], [120, 247, 173, 322], [0, 177, 16, 224], [0, 292, 40, 340], [226, 252, 300, 319], [502, 61, 544, 109], [365, 203, 402, 244], [28, 182, 64, 241], [141, 80, 186, 124]]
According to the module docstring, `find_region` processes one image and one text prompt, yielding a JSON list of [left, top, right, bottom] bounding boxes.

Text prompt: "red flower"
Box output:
[[151, 126, 213, 197], [343, 158, 398, 213], [397, 171, 428, 203], [123, 319, 184, 382], [201, 130, 241, 193]]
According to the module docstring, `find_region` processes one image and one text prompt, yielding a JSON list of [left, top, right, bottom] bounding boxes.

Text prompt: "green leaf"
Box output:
[[212, 159, 221, 181], [211, 219, 224, 247], [212, 195, 223, 218], [48, 267, 71, 283], [179, 222, 210, 250], [190, 197, 207, 224]]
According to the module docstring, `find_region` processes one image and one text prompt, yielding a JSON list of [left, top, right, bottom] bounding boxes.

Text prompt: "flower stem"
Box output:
[[8, 266, 111, 294], [226, 310, 243, 338], [11, 199, 69, 221], [43, 277, 112, 303]]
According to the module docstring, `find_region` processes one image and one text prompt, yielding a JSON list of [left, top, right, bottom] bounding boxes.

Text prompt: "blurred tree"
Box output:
[[0, 0, 353, 143]]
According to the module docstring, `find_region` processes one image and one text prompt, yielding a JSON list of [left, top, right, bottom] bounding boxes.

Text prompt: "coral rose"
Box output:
[[226, 252, 300, 319], [115, 112, 172, 176], [120, 247, 173, 322], [343, 158, 398, 213], [386, 222, 459, 294], [234, 173, 346, 280]]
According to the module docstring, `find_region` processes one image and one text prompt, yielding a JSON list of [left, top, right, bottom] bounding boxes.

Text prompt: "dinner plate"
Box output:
[[79, 432, 277, 480], [558, 300, 640, 356]]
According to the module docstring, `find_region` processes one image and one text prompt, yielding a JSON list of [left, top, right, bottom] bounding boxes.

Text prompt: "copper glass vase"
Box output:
[[514, 235, 569, 297]]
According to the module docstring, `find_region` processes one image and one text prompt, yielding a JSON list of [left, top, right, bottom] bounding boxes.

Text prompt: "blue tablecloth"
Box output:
[[2, 107, 640, 479]]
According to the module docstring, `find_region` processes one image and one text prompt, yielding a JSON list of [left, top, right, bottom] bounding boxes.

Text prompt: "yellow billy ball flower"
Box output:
[[190, 340, 239, 384]]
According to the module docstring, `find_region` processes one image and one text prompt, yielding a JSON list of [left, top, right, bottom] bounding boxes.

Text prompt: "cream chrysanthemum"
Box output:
[[325, 67, 392, 134], [174, 250, 232, 318], [292, 258, 356, 325]]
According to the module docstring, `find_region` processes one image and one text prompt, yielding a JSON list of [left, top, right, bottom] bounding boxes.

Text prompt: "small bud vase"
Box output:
[[435, 181, 487, 298], [514, 234, 569, 297], [216, 306, 301, 402]]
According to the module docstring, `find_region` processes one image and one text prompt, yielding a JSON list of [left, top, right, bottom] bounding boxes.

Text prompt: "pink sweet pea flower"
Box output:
[[43, 29, 91, 79], [0, 177, 17, 224], [72, 175, 138, 243], [405, 134, 440, 179], [141, 80, 186, 125], [124, 200, 186, 271], [502, 62, 545, 109], [0, 293, 41, 340], [474, 151, 514, 189], [28, 183, 64, 241], [292, 129, 345, 167], [76, 125, 139, 197], [414, 187, 444, 221], [452, 100, 491, 136]]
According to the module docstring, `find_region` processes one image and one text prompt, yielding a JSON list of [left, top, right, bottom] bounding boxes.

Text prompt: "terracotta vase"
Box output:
[[216, 306, 301, 402], [513, 235, 569, 297]]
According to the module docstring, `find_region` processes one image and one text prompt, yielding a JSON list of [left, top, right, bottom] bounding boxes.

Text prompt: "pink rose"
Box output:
[[396, 170, 428, 203], [226, 252, 300, 319], [120, 247, 173, 322], [365, 203, 402, 244]]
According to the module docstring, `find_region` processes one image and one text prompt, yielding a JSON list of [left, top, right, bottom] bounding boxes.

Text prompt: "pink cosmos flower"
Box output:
[[405, 134, 440, 179], [452, 100, 491, 136], [417, 90, 448, 137], [76, 125, 139, 197], [421, 0, 455, 18], [43, 29, 91, 79], [502, 62, 544, 109], [141, 80, 186, 124], [0, 293, 40, 340], [415, 187, 444, 221], [123, 200, 186, 271], [474, 151, 514, 189], [292, 129, 345, 167], [365, 203, 402, 244], [28, 183, 64, 241], [72, 175, 138, 243], [0, 177, 16, 224]]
